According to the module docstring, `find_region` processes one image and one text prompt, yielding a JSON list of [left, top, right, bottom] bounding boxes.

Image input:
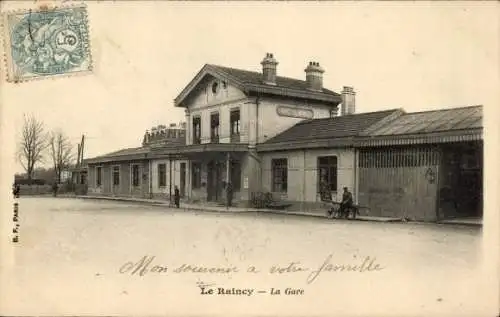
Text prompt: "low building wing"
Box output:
[[356, 105, 483, 147], [258, 109, 403, 151]]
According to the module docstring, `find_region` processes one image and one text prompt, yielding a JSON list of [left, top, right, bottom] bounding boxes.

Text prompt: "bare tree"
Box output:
[[49, 129, 74, 183], [17, 114, 48, 180]]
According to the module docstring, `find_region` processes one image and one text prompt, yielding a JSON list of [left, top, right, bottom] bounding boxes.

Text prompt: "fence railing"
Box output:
[[14, 183, 89, 196]]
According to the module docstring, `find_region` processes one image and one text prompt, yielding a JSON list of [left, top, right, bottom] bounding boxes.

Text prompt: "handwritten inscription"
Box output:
[[119, 254, 384, 286], [119, 256, 239, 277], [119, 256, 168, 276], [175, 263, 239, 274], [306, 254, 382, 284], [269, 261, 308, 274]]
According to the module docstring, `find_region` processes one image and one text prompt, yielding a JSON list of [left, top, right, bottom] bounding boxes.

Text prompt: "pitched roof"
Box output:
[[85, 147, 149, 164], [261, 109, 403, 146], [362, 105, 482, 136], [174, 64, 342, 107], [102, 147, 149, 157], [84, 134, 189, 164], [209, 65, 339, 95]]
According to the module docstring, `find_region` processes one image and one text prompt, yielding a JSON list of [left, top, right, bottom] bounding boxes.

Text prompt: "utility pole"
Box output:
[[80, 135, 85, 165], [74, 134, 85, 185], [76, 144, 81, 167]]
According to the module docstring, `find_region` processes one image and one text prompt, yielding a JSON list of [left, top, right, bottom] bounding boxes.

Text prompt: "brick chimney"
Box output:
[[304, 61, 325, 91], [142, 130, 150, 146], [341, 86, 356, 115], [261, 53, 278, 85]]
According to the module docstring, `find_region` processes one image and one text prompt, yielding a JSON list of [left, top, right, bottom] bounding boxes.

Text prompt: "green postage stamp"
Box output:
[[1, 4, 92, 82]]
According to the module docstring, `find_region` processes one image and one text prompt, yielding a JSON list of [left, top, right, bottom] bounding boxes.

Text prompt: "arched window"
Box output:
[[212, 81, 219, 94]]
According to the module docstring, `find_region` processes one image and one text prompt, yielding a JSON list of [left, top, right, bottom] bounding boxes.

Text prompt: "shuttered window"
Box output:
[[317, 156, 338, 192], [158, 163, 166, 187], [112, 166, 120, 186]]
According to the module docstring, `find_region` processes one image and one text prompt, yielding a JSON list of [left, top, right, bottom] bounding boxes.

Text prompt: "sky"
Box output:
[[2, 1, 499, 174]]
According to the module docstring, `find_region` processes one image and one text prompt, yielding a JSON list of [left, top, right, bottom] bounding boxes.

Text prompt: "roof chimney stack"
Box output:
[[142, 130, 150, 146], [261, 53, 278, 85], [305, 61, 325, 91], [341, 86, 356, 115]]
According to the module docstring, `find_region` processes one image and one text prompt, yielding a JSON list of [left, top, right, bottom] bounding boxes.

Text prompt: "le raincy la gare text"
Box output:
[[199, 285, 304, 296]]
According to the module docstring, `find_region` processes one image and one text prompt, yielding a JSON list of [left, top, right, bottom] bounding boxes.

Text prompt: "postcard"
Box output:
[[0, 1, 499, 316]]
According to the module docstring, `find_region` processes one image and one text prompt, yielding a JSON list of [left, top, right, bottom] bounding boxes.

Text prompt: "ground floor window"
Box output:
[[192, 162, 201, 189], [271, 158, 288, 192], [158, 163, 166, 187], [112, 166, 120, 186], [96, 167, 102, 186], [131, 164, 140, 187], [317, 156, 337, 192]]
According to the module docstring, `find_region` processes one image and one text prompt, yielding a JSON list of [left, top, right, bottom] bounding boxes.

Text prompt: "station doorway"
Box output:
[[438, 141, 483, 220]]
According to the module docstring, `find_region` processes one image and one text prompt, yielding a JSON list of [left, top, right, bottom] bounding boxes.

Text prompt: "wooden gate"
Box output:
[[358, 146, 440, 221]]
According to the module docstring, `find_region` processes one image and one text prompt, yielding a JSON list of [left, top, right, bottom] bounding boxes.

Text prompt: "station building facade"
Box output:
[[85, 53, 483, 222]]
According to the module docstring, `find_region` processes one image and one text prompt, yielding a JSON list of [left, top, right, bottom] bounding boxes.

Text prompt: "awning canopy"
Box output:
[[257, 137, 355, 152], [355, 129, 482, 147], [149, 143, 248, 160], [176, 143, 248, 154]]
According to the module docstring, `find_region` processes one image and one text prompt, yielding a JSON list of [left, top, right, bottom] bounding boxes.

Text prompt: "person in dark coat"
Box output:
[[339, 187, 353, 218], [52, 182, 59, 197], [174, 185, 180, 208], [226, 182, 233, 207]]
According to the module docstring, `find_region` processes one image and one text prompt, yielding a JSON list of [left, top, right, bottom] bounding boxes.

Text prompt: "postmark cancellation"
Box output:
[[1, 4, 92, 82]]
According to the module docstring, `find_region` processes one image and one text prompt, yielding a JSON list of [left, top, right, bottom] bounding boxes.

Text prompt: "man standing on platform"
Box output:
[[226, 182, 233, 207], [174, 185, 180, 208], [52, 182, 59, 197]]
